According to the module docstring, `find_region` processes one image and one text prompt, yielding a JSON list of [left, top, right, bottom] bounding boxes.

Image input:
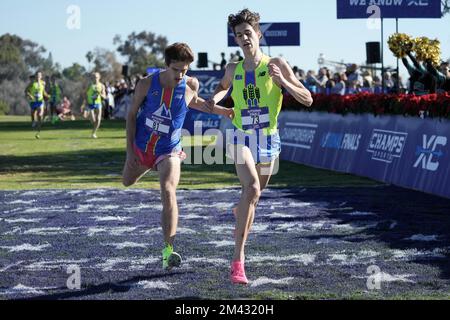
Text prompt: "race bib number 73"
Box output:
[[241, 107, 270, 130]]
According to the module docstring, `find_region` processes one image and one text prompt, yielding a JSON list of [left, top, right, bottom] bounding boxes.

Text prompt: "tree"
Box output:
[[443, 0, 450, 16], [0, 33, 58, 81], [0, 34, 60, 115], [62, 63, 87, 81], [40, 52, 60, 80], [0, 34, 28, 80], [86, 51, 94, 64], [86, 48, 122, 83], [113, 31, 168, 75], [0, 100, 10, 115], [0, 79, 29, 115]]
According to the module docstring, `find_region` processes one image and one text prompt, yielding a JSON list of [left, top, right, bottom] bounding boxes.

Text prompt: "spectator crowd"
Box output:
[[293, 58, 449, 96], [26, 51, 450, 125]]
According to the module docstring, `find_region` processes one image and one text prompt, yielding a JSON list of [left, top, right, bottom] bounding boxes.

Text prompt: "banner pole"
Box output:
[[381, 17, 385, 93], [396, 18, 400, 93]]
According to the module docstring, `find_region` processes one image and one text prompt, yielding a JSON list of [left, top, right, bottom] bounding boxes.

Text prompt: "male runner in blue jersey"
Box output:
[[122, 42, 233, 271]]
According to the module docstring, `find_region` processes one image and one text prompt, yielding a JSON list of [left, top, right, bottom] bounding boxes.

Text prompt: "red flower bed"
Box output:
[[223, 92, 450, 118], [283, 92, 450, 118]]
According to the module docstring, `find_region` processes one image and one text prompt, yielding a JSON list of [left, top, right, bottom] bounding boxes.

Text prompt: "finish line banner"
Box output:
[[277, 111, 450, 199], [337, 0, 442, 19], [228, 23, 300, 47]]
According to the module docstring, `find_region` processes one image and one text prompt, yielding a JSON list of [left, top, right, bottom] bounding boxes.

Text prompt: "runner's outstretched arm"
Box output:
[[187, 77, 234, 120]]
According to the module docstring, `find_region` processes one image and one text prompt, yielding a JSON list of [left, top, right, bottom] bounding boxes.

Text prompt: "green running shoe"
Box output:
[[162, 244, 182, 270]]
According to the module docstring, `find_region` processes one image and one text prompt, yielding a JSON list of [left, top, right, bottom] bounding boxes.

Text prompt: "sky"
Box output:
[[1, 0, 450, 79]]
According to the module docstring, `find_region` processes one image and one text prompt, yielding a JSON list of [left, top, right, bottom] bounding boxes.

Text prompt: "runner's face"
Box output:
[[37, 73, 42, 81], [168, 61, 189, 84], [234, 23, 261, 53]]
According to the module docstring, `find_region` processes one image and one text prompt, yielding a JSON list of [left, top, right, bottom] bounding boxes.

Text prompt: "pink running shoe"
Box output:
[[230, 260, 249, 285]]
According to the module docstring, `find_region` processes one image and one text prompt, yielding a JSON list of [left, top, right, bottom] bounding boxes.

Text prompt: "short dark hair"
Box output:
[[228, 8, 261, 35], [164, 42, 194, 66]]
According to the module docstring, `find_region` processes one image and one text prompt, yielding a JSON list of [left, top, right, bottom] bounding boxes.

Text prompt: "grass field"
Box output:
[[0, 116, 380, 190]]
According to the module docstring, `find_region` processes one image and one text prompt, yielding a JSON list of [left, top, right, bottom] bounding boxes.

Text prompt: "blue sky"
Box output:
[[1, 0, 449, 79]]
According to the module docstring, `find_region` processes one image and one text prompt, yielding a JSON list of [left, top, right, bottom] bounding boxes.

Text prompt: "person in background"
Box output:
[[106, 82, 116, 119], [56, 96, 75, 121], [305, 70, 318, 94], [27, 71, 49, 139], [25, 74, 35, 125], [229, 52, 238, 63], [346, 64, 362, 94], [362, 70, 373, 92], [383, 71, 395, 93], [235, 50, 243, 61], [402, 51, 434, 95], [220, 52, 227, 70], [312, 67, 329, 94], [49, 76, 63, 124], [292, 66, 299, 78], [391, 73, 406, 94], [330, 73, 346, 95], [373, 75, 383, 94], [86, 72, 106, 138], [426, 61, 450, 93]]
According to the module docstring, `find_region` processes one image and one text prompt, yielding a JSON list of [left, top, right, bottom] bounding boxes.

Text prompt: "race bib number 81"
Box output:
[[146, 115, 170, 136]]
